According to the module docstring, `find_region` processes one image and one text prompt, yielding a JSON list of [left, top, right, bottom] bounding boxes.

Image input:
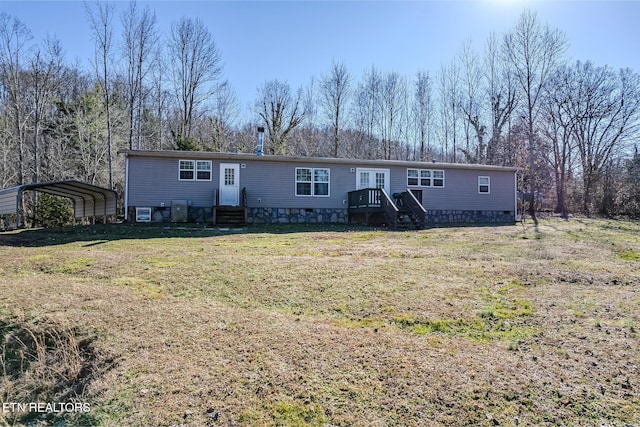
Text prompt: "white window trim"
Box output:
[[295, 167, 330, 197], [407, 168, 419, 187], [135, 207, 152, 222], [356, 168, 390, 194], [196, 160, 212, 181], [179, 160, 195, 181], [478, 176, 490, 194], [179, 159, 212, 181], [406, 168, 444, 188], [432, 170, 445, 188]]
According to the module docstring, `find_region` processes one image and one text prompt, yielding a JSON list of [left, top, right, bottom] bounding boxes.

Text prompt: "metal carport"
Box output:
[[0, 180, 117, 229]]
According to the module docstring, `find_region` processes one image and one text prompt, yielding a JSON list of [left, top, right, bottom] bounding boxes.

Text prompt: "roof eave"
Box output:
[[118, 149, 521, 172]]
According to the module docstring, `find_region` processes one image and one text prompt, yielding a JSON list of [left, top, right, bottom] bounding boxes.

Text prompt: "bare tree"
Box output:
[[379, 71, 408, 160], [568, 63, 640, 214], [540, 64, 577, 216], [168, 17, 223, 144], [352, 66, 382, 159], [458, 40, 485, 163], [209, 84, 239, 152], [85, 0, 115, 189], [295, 76, 322, 156], [27, 36, 64, 183], [438, 60, 461, 162], [320, 60, 351, 157], [412, 70, 434, 161], [255, 79, 306, 155], [149, 44, 168, 150], [42, 66, 85, 181], [503, 9, 568, 228], [121, 0, 157, 150], [0, 13, 32, 185], [484, 32, 517, 166]]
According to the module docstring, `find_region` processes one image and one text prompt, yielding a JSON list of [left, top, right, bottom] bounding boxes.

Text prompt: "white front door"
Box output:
[[219, 163, 240, 205]]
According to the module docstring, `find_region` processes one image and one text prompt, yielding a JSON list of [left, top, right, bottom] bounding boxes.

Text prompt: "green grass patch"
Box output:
[[391, 313, 537, 342], [26, 253, 53, 262], [619, 250, 640, 261], [269, 399, 326, 426], [54, 257, 96, 274]]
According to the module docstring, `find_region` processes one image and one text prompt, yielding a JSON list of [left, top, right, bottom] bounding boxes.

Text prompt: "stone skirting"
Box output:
[[128, 206, 348, 224], [128, 206, 514, 226], [128, 206, 212, 223], [248, 208, 348, 224], [425, 209, 515, 224]]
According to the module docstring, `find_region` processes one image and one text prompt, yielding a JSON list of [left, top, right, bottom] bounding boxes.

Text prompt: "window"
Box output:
[[296, 167, 330, 197], [179, 160, 194, 180], [179, 160, 212, 181], [375, 172, 385, 189], [433, 170, 444, 187], [406, 169, 444, 187], [359, 171, 370, 188], [407, 169, 419, 186], [478, 176, 490, 193], [135, 207, 152, 222], [196, 161, 212, 180], [421, 170, 431, 186], [314, 168, 329, 196]]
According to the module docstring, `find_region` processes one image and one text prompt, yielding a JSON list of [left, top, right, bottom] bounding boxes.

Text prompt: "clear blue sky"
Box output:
[[1, 0, 638, 111]]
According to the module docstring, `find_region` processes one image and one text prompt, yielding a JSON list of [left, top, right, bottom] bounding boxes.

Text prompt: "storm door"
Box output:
[[219, 163, 240, 205]]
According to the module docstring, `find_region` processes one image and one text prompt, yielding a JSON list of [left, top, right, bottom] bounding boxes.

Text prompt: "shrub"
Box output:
[[35, 193, 73, 227]]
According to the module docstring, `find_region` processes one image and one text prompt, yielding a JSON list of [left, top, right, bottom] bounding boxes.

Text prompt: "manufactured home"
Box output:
[[121, 150, 519, 229]]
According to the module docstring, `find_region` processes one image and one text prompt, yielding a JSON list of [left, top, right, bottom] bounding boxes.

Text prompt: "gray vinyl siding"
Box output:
[[128, 157, 355, 209], [127, 157, 217, 207], [241, 160, 352, 209], [398, 169, 516, 212], [125, 152, 516, 213]]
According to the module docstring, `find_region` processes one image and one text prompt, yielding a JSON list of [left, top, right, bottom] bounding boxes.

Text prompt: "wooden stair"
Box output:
[[395, 210, 425, 230], [347, 188, 426, 231], [213, 206, 247, 227]]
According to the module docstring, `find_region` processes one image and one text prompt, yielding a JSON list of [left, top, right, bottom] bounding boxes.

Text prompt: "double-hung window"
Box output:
[[432, 170, 444, 187], [407, 169, 419, 186], [421, 170, 431, 186], [179, 160, 212, 181], [407, 169, 444, 187], [296, 167, 330, 197], [478, 176, 490, 193], [196, 161, 212, 180], [179, 160, 195, 180]]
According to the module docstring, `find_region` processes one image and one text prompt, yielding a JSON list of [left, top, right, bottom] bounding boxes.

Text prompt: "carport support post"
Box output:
[[15, 188, 24, 229]]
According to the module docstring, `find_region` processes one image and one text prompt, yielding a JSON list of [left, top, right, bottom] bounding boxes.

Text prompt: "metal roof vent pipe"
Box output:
[[257, 126, 264, 156]]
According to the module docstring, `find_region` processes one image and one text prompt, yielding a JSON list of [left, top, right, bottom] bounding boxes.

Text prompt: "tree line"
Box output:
[[1, 4, 639, 218]]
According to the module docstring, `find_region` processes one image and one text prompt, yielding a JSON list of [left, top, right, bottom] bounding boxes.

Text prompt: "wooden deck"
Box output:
[[348, 188, 426, 230]]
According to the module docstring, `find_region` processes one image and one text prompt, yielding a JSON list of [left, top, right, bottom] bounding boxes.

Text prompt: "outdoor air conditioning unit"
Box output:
[[171, 200, 188, 223]]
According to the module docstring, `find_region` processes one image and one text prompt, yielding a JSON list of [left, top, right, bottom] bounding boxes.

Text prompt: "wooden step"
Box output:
[[213, 206, 247, 226]]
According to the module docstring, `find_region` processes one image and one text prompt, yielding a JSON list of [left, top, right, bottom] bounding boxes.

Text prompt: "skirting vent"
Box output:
[[171, 200, 188, 222]]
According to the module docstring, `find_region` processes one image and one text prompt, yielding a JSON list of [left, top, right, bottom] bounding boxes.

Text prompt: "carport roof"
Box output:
[[0, 180, 117, 226]]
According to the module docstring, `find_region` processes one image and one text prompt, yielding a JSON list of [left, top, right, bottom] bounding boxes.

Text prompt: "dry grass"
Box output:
[[0, 218, 639, 426]]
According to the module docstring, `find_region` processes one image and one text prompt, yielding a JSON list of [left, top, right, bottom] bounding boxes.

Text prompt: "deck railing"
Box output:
[[402, 189, 426, 227], [348, 188, 399, 228], [348, 187, 383, 208], [213, 187, 246, 207], [379, 188, 399, 229]]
